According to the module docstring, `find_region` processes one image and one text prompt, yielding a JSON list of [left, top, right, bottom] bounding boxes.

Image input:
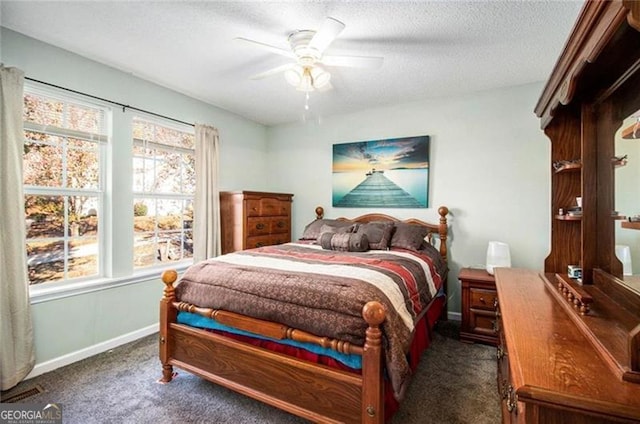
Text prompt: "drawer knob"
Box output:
[[276, 221, 285, 228], [493, 298, 499, 308], [256, 223, 265, 230], [480, 297, 486, 304]]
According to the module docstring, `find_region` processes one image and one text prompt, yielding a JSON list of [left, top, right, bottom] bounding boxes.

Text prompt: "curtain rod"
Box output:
[[25, 77, 195, 128]]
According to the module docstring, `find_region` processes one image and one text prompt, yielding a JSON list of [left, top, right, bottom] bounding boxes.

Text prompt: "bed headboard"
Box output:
[[314, 206, 449, 263]]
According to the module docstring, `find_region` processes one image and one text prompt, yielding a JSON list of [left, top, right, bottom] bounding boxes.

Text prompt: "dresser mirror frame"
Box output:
[[536, 0, 640, 288]]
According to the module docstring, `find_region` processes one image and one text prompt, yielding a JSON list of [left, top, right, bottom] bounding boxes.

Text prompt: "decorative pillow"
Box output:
[[320, 223, 358, 235], [391, 222, 430, 251], [319, 232, 369, 252], [300, 219, 353, 240], [356, 221, 394, 250]]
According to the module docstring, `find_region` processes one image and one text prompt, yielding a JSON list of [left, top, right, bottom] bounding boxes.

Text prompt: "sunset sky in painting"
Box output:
[[332, 136, 430, 173]]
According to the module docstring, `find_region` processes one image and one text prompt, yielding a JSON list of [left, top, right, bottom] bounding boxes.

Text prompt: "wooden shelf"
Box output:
[[622, 221, 640, 230], [555, 214, 581, 221], [556, 214, 625, 221], [553, 162, 581, 173], [622, 122, 640, 140]]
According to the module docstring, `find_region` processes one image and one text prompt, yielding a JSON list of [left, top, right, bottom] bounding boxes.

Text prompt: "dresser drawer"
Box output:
[[470, 288, 498, 311], [469, 309, 497, 336], [247, 217, 271, 236], [247, 217, 290, 236], [246, 234, 290, 249], [246, 198, 290, 217]]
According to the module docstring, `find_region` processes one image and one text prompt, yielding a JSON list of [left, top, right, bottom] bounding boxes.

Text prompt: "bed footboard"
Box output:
[[159, 271, 386, 424]]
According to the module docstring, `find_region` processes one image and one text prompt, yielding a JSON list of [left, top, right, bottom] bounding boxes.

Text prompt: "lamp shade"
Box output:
[[615, 245, 633, 276], [486, 241, 511, 275]]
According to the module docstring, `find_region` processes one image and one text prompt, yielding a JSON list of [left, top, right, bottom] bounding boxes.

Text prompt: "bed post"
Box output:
[[361, 301, 385, 424], [159, 269, 178, 383], [437, 206, 449, 263]]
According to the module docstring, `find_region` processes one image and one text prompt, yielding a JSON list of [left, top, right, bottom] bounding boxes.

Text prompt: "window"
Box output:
[[23, 88, 109, 285], [132, 117, 195, 268]]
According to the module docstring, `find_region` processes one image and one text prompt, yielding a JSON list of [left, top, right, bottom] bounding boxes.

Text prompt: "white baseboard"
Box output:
[[447, 311, 461, 321], [25, 323, 159, 380]]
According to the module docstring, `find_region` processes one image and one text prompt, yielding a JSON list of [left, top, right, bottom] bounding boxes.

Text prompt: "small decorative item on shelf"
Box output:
[[568, 265, 582, 279], [629, 215, 640, 222], [612, 154, 628, 166], [567, 206, 582, 217], [552, 159, 581, 172], [486, 241, 511, 275]]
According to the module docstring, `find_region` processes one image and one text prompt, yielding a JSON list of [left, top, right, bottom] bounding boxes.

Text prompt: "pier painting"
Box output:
[[332, 135, 429, 208]]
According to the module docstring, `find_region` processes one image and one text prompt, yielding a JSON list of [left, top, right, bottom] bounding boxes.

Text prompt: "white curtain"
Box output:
[[193, 124, 221, 262], [0, 66, 35, 390]]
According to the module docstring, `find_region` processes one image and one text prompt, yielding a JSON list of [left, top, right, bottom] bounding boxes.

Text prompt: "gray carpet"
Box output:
[[1, 321, 500, 423]]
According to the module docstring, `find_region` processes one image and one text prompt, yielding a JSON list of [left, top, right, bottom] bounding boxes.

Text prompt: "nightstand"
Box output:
[[459, 267, 498, 346]]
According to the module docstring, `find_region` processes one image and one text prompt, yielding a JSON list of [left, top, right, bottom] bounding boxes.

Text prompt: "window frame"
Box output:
[[131, 114, 195, 270], [24, 85, 195, 303], [23, 83, 110, 290]]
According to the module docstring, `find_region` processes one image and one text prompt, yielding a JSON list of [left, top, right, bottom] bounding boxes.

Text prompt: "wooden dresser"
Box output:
[[220, 191, 293, 254], [495, 268, 640, 424], [459, 267, 498, 346]]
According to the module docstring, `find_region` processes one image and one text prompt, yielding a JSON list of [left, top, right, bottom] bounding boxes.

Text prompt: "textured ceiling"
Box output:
[[0, 1, 583, 126]]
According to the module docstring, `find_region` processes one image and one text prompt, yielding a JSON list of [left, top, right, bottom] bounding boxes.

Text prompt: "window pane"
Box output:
[[67, 104, 104, 134], [27, 240, 65, 284], [183, 230, 193, 259], [68, 196, 99, 237], [132, 120, 154, 142], [154, 150, 182, 193], [25, 195, 64, 238], [24, 94, 64, 127], [182, 153, 195, 195], [157, 199, 182, 230], [23, 140, 63, 187], [133, 156, 156, 192], [134, 198, 155, 233], [133, 233, 156, 268], [158, 230, 186, 262], [67, 144, 99, 189], [68, 238, 98, 279]]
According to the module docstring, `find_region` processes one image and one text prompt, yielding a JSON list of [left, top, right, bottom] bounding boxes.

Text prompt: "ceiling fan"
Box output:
[[236, 17, 384, 92]]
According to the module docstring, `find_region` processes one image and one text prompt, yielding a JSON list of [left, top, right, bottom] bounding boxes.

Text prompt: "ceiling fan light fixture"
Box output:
[[310, 66, 331, 89], [284, 65, 303, 87], [296, 67, 314, 92]]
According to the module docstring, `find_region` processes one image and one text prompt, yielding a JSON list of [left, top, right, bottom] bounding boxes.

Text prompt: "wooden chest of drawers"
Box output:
[[220, 191, 293, 254], [459, 267, 498, 346]]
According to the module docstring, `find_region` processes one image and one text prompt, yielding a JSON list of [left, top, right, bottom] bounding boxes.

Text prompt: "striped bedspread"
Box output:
[[175, 242, 445, 400]]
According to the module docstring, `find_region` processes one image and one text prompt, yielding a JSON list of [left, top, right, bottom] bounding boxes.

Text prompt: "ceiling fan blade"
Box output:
[[235, 37, 296, 59], [308, 17, 345, 53], [249, 63, 295, 80], [321, 55, 384, 69]]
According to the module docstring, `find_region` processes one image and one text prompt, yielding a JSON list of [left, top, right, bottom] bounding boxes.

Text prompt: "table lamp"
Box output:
[[486, 241, 511, 275], [615, 245, 633, 276]]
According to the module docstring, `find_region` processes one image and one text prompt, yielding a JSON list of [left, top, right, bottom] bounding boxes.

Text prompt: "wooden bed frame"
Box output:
[[159, 206, 449, 424]]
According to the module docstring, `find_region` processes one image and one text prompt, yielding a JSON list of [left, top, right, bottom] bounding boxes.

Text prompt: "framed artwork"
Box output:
[[332, 135, 430, 208]]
